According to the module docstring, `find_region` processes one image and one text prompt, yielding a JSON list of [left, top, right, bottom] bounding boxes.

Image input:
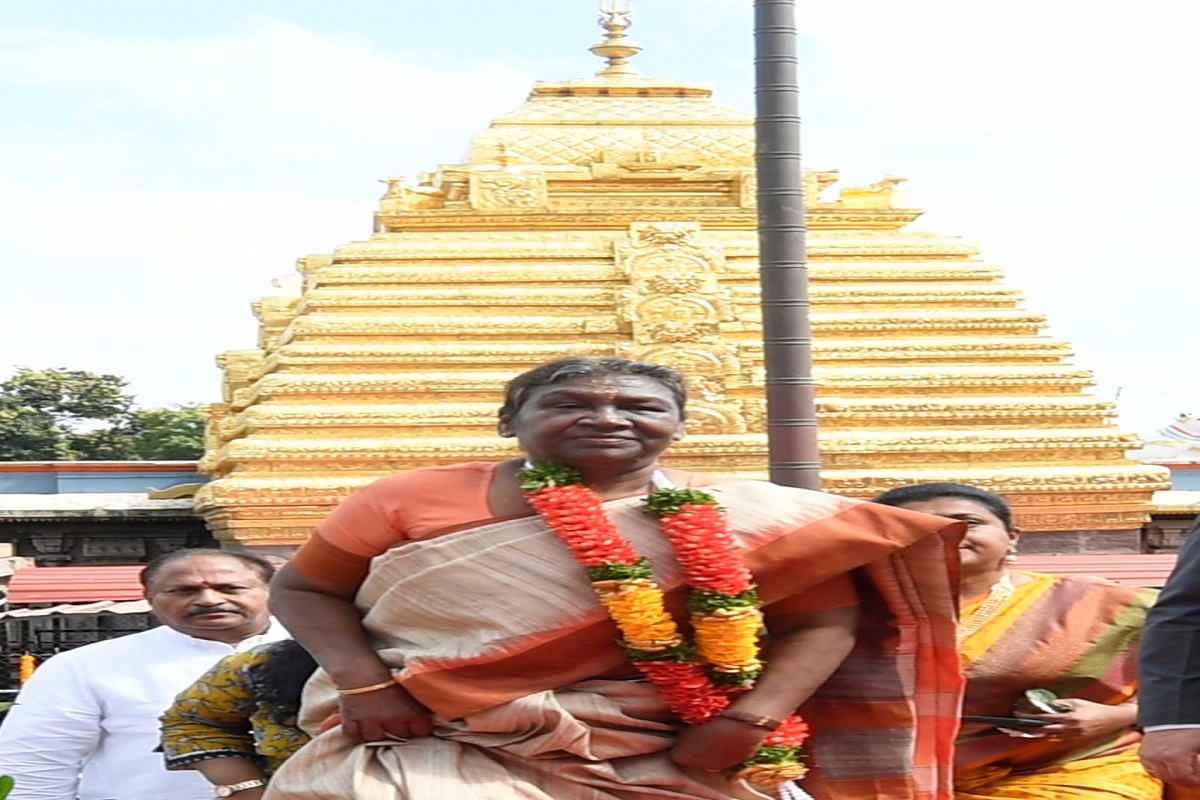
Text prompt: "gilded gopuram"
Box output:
[[196, 12, 1169, 551]]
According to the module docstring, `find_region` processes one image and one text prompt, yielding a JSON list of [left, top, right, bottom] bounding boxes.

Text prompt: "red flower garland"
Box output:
[[519, 462, 810, 788], [657, 502, 753, 595]]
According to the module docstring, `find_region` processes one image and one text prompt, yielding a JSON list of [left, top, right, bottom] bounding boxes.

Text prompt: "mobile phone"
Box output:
[[1025, 688, 1070, 714], [962, 715, 1052, 728]]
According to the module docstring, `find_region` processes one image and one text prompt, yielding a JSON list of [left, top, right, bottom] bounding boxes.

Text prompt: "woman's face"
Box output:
[[499, 374, 685, 472], [896, 496, 1017, 578]]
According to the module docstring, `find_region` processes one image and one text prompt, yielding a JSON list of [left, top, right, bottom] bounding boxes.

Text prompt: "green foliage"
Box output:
[[642, 487, 722, 517], [0, 401, 69, 459], [740, 744, 803, 766], [586, 558, 654, 582], [687, 587, 761, 613], [0, 368, 205, 461], [133, 405, 205, 460], [621, 642, 696, 662], [516, 460, 584, 491], [0, 368, 136, 460], [0, 773, 13, 800]]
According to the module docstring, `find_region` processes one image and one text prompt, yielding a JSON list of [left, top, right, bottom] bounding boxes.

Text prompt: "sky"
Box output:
[[2, 0, 1197, 439]]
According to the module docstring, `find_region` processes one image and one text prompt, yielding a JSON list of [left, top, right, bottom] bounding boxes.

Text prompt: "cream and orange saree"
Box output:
[[265, 481, 963, 800]]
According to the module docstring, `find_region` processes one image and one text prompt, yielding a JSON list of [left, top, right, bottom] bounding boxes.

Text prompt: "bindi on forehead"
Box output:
[[149, 560, 261, 590]]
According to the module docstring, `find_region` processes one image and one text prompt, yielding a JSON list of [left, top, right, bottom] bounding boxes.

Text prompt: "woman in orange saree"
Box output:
[[876, 481, 1161, 800], [266, 357, 964, 800]]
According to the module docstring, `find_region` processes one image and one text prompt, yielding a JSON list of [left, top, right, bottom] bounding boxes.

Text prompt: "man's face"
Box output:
[[143, 555, 271, 644]]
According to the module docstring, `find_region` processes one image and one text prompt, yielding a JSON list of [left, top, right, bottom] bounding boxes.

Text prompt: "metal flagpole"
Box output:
[[753, 0, 821, 490]]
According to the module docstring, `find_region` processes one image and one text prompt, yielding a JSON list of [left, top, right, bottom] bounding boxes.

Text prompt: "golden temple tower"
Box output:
[[196, 11, 1169, 551]]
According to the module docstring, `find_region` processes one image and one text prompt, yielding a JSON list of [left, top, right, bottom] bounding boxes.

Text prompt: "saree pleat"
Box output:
[[266, 481, 963, 800], [270, 680, 767, 800]]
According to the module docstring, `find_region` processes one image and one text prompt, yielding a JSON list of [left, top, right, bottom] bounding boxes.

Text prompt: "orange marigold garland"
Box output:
[[519, 462, 809, 790]]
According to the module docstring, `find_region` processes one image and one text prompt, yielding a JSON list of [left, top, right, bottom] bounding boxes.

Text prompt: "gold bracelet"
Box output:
[[717, 709, 782, 731], [336, 676, 399, 696]]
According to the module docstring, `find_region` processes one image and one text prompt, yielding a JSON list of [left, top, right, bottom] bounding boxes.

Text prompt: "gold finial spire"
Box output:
[[589, 1, 642, 77]]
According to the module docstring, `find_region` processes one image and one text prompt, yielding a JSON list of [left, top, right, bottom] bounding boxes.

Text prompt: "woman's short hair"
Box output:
[[498, 357, 688, 420], [872, 481, 1015, 531]]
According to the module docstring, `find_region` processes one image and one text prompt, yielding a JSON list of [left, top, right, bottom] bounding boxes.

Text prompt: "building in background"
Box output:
[[0, 461, 214, 690]]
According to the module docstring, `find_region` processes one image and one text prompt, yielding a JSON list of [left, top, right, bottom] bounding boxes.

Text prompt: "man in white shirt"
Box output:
[[0, 549, 288, 800]]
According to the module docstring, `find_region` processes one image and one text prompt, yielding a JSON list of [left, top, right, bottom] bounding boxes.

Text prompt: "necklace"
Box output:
[[518, 460, 810, 790], [959, 571, 1015, 641]]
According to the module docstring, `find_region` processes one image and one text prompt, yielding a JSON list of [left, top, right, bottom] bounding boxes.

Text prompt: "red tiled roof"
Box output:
[[1015, 554, 1177, 587], [6, 565, 145, 604]]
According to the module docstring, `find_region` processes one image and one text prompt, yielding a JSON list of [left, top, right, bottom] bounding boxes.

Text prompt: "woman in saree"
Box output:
[[160, 638, 317, 797], [265, 357, 964, 800], [874, 481, 1161, 800]]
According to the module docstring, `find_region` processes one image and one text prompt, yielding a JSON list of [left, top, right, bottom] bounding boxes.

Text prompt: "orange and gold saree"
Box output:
[[956, 571, 1160, 800]]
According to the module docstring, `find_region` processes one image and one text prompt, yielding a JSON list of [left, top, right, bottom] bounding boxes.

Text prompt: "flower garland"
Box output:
[[518, 461, 810, 790]]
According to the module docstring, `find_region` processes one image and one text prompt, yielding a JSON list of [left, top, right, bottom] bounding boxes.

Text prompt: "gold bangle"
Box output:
[[717, 709, 782, 731], [336, 676, 398, 696]]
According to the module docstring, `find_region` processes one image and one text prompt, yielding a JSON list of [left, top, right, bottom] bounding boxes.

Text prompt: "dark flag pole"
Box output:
[[753, 0, 821, 490]]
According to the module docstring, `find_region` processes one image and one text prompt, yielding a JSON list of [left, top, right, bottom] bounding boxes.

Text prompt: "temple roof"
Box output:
[[467, 8, 751, 169], [468, 76, 753, 171]]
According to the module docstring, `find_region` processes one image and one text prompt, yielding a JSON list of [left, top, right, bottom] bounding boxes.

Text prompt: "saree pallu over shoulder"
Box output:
[[291, 481, 964, 800]]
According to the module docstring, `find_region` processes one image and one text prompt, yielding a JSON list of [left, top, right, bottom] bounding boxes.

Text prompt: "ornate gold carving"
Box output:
[[379, 175, 446, 212], [738, 170, 757, 209], [837, 176, 912, 209], [645, 272, 705, 293], [804, 171, 841, 205], [215, 350, 265, 408], [645, 320, 718, 343], [469, 170, 548, 210]]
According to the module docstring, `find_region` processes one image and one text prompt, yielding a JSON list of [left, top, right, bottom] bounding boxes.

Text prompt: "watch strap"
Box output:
[[215, 778, 268, 797]]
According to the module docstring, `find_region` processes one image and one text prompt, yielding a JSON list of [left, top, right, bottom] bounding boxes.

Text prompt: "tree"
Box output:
[[0, 368, 205, 461], [0, 401, 68, 459], [133, 406, 205, 460]]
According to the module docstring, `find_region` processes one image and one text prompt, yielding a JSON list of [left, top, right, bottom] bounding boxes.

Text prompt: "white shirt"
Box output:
[[0, 620, 288, 800]]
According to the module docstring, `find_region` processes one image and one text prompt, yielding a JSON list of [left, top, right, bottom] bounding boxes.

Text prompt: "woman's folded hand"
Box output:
[[338, 684, 435, 741], [669, 717, 769, 772]]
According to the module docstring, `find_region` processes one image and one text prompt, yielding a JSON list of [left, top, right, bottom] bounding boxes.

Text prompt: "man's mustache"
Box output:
[[185, 606, 245, 617]]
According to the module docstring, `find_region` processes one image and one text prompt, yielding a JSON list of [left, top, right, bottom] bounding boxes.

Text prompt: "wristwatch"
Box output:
[[214, 779, 268, 797]]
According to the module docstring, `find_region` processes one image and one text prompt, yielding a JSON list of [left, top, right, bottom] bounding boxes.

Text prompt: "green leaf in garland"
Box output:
[[516, 460, 583, 492], [587, 558, 654, 581], [622, 642, 698, 662], [739, 745, 804, 768], [0, 775, 14, 800], [709, 667, 764, 687], [642, 487, 723, 517], [688, 587, 761, 613]]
